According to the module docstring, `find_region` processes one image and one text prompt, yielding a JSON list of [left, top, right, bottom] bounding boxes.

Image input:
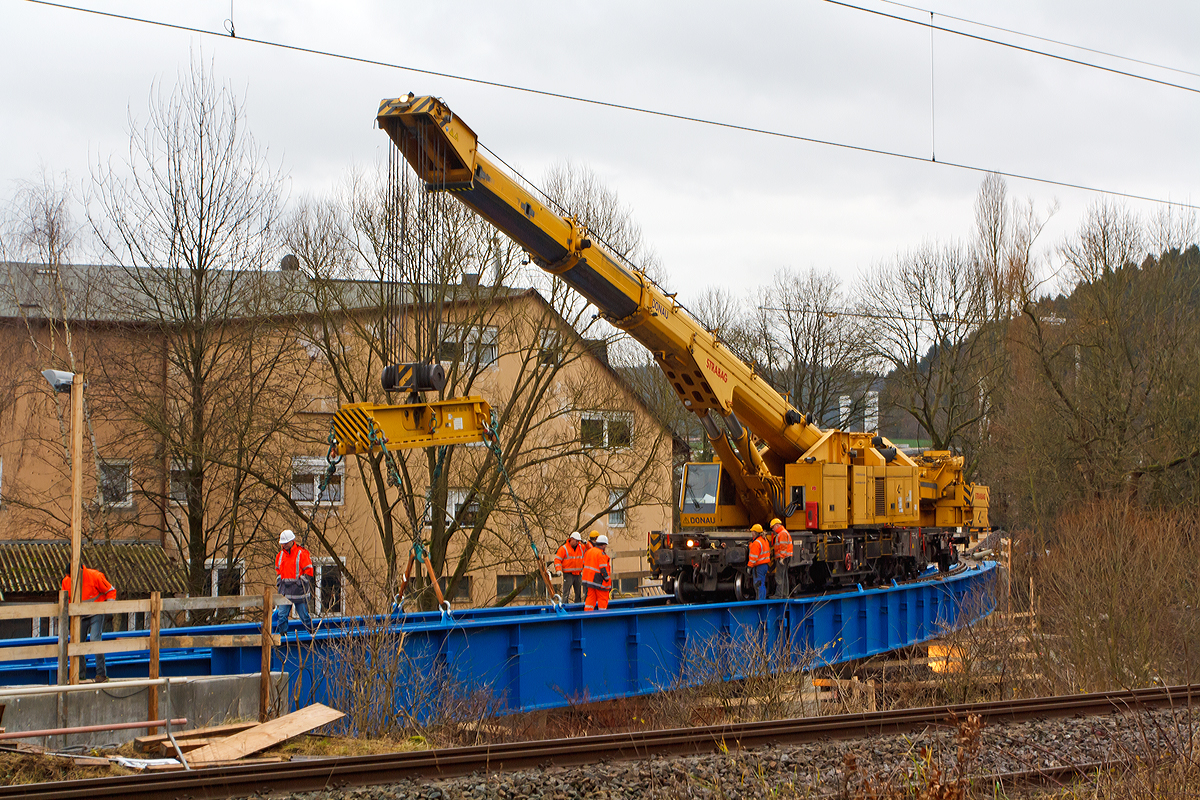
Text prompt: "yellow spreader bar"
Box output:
[[333, 396, 494, 456]]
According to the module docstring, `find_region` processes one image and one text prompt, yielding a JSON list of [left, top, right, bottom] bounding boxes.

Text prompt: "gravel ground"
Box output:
[[266, 708, 1199, 800]]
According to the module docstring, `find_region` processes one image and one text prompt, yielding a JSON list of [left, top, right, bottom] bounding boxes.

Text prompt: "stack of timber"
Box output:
[[130, 703, 344, 770]]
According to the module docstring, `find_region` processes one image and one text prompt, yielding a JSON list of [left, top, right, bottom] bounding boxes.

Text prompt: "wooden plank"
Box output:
[[160, 634, 280, 649], [0, 643, 59, 661], [70, 637, 151, 656], [260, 589, 271, 723], [147, 592, 161, 733], [0, 603, 62, 621], [135, 721, 258, 752], [156, 737, 238, 755], [160, 595, 264, 613], [68, 599, 150, 616], [185, 703, 344, 764]]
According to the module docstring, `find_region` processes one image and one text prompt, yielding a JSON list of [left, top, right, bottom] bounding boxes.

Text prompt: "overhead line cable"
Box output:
[[875, 0, 1200, 80], [824, 0, 1200, 95], [23, 0, 1200, 211]]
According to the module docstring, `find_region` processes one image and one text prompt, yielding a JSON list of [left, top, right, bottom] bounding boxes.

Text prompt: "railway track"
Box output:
[[5, 684, 1197, 800]]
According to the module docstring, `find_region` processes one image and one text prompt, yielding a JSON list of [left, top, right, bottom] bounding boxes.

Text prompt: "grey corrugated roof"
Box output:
[[0, 261, 530, 324], [0, 541, 187, 596]]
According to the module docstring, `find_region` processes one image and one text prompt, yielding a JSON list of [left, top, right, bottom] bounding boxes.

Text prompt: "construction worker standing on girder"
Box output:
[[747, 524, 771, 600], [770, 518, 793, 599], [275, 530, 315, 634], [554, 531, 586, 603], [582, 534, 612, 611]]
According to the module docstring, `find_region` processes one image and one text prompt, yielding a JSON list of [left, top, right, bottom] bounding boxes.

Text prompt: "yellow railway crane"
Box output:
[[374, 93, 990, 601]]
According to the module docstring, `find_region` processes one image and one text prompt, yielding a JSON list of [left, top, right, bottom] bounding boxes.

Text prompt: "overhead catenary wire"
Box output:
[[824, 0, 1200, 96], [20, 0, 1200, 212], [875, 0, 1200, 80]]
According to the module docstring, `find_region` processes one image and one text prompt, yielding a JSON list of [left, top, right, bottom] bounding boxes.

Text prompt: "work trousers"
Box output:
[[83, 613, 106, 680], [584, 586, 610, 611], [775, 560, 790, 599], [274, 599, 313, 635], [561, 572, 583, 603], [752, 564, 769, 601]]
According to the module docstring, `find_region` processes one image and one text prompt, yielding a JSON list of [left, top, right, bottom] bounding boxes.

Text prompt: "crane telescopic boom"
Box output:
[[376, 93, 987, 539]]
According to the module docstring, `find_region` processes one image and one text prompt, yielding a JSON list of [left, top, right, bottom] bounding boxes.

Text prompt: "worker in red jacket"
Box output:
[[581, 534, 612, 611], [61, 565, 116, 682], [554, 531, 587, 603], [770, 517, 793, 599], [747, 523, 771, 600], [274, 529, 315, 634]]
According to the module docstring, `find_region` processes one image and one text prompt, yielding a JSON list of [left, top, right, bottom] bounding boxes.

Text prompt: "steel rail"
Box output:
[[4, 684, 1196, 800]]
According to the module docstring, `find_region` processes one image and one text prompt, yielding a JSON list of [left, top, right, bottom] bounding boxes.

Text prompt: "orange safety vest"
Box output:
[[276, 544, 315, 580], [748, 534, 771, 567], [61, 567, 116, 603], [772, 524, 793, 560], [581, 546, 612, 590], [555, 540, 586, 574]]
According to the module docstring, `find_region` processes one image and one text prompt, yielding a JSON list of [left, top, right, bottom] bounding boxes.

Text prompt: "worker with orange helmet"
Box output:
[[581, 534, 612, 611], [583, 529, 601, 552], [770, 517, 793, 599], [554, 531, 587, 603], [747, 523, 771, 600]]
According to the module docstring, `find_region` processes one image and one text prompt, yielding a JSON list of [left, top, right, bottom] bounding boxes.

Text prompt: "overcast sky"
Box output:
[[2, 0, 1197, 304]]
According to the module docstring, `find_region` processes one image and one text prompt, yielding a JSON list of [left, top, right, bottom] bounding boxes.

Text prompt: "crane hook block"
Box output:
[[382, 362, 447, 394]]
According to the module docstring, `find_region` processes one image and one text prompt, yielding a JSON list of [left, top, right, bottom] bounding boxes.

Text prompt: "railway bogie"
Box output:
[[652, 527, 965, 601]]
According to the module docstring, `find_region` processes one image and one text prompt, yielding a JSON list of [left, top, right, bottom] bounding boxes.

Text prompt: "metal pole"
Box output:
[[0, 718, 188, 740], [69, 373, 84, 684], [0, 676, 193, 698]]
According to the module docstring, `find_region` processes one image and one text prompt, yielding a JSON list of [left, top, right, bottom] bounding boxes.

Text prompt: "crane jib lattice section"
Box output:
[[0, 563, 997, 715]]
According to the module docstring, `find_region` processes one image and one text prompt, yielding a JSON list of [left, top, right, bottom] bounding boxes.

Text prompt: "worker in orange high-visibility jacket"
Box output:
[[770, 518, 793, 599], [581, 534, 613, 611], [274, 529, 315, 635], [747, 523, 771, 600], [62, 565, 116, 682], [554, 531, 587, 603]]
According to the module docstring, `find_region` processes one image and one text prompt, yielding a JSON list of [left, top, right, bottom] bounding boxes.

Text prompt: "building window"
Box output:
[[314, 559, 343, 616], [99, 459, 132, 507], [169, 460, 189, 504], [439, 324, 499, 368], [497, 573, 546, 599], [447, 489, 480, 528], [291, 456, 344, 505], [438, 575, 473, 602], [203, 559, 244, 596], [580, 414, 633, 449], [619, 577, 640, 594], [608, 488, 627, 528], [538, 328, 563, 366]]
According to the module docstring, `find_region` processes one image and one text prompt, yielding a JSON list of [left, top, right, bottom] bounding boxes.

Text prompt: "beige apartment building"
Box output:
[[0, 261, 677, 630]]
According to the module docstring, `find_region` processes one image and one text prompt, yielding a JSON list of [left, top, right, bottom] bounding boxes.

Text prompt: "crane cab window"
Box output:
[[681, 463, 736, 515]]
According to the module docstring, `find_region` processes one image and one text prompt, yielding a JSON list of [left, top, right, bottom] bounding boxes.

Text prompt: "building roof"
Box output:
[[0, 541, 187, 597]]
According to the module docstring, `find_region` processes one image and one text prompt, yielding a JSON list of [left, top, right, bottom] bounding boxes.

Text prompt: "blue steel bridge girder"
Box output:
[[0, 564, 998, 720]]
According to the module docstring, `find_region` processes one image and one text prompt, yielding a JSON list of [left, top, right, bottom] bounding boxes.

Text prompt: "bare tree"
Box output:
[[745, 268, 874, 428], [87, 59, 301, 595], [282, 164, 671, 608]]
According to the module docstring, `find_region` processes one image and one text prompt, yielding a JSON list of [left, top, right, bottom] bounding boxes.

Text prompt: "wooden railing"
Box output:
[[0, 591, 280, 725]]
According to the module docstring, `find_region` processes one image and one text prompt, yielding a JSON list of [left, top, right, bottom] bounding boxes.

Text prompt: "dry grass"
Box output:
[[0, 751, 136, 785]]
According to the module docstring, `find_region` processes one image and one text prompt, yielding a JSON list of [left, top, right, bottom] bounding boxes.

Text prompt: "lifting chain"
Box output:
[[482, 414, 560, 604], [366, 420, 405, 489]]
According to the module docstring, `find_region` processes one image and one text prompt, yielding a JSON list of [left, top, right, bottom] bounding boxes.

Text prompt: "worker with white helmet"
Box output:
[[581, 533, 613, 611], [554, 531, 587, 603], [274, 529, 315, 634]]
